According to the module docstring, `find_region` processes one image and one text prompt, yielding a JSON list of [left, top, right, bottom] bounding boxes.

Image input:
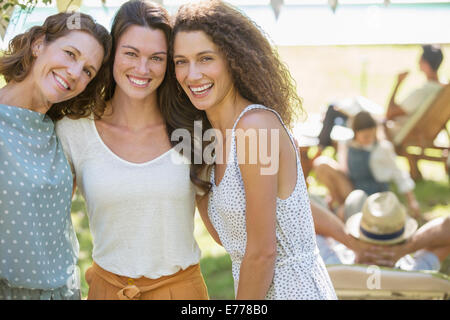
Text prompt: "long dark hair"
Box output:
[[0, 12, 112, 121], [105, 0, 175, 135]]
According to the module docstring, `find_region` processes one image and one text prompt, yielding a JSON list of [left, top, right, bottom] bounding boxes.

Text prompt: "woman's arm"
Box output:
[[310, 200, 375, 263], [404, 216, 450, 250], [234, 111, 279, 300], [195, 194, 222, 246], [366, 216, 450, 267], [55, 120, 78, 199]]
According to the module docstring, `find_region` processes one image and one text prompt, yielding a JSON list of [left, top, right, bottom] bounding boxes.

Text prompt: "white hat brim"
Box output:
[[345, 212, 418, 245]]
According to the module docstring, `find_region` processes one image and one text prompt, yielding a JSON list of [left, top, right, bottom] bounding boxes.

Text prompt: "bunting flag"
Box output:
[[270, 0, 283, 20], [56, 0, 82, 12], [0, 4, 14, 41], [2, 0, 395, 41], [329, 0, 338, 13]]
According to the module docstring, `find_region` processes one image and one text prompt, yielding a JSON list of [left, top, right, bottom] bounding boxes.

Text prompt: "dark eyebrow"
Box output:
[[69, 45, 81, 55], [121, 45, 167, 56], [197, 50, 216, 56], [121, 45, 140, 52], [69, 45, 97, 73], [89, 65, 98, 74], [173, 50, 216, 59]]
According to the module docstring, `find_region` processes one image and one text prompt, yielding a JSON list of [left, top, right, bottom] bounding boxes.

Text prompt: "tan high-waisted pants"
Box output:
[[85, 262, 209, 300]]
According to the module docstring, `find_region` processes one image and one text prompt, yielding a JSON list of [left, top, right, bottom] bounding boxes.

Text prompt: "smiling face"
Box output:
[[112, 25, 167, 102], [173, 30, 235, 112], [31, 30, 104, 105]]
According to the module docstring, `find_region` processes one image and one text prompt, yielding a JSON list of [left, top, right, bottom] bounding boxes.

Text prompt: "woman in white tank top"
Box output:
[[55, 1, 208, 300], [168, 0, 337, 299]]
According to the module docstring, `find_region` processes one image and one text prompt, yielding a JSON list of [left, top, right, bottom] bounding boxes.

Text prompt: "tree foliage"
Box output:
[[1, 1, 53, 23], [1, 0, 109, 23]]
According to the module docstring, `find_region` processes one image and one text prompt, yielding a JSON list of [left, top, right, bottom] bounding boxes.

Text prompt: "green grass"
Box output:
[[200, 255, 234, 300], [194, 212, 234, 299]]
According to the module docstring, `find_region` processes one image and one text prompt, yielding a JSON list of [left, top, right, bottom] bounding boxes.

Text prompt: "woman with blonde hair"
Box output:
[[0, 12, 111, 299], [169, 0, 337, 299]]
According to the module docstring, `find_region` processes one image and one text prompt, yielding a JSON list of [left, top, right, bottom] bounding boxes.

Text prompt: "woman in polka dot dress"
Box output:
[[169, 1, 337, 299], [0, 13, 111, 300]]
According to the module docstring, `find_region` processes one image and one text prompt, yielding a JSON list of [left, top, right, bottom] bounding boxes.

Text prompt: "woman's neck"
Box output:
[[104, 89, 164, 130], [0, 79, 50, 114], [205, 90, 251, 135]]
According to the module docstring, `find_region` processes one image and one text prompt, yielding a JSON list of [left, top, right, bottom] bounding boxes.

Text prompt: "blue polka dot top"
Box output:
[[0, 104, 78, 290]]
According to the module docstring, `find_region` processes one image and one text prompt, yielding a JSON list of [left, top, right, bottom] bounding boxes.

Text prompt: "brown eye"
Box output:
[[200, 56, 212, 62], [152, 56, 164, 62], [84, 68, 92, 78], [65, 50, 75, 58], [175, 59, 187, 66]]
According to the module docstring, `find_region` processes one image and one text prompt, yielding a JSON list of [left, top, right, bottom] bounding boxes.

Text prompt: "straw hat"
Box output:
[[345, 191, 418, 245]]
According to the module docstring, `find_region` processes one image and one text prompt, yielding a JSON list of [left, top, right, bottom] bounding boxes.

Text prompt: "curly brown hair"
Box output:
[[105, 0, 174, 135], [165, 0, 303, 194], [0, 12, 112, 121]]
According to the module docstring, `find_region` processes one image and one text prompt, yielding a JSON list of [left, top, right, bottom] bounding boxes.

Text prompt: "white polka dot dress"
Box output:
[[0, 105, 79, 299], [208, 105, 337, 300]]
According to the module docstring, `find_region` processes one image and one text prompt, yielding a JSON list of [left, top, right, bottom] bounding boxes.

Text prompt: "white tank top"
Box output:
[[56, 117, 201, 279]]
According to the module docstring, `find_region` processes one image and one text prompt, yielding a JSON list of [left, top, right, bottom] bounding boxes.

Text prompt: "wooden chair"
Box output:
[[327, 264, 450, 300], [385, 84, 450, 181]]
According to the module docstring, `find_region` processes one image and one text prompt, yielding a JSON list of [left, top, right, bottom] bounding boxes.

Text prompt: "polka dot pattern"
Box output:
[[0, 105, 78, 292], [208, 105, 337, 300]]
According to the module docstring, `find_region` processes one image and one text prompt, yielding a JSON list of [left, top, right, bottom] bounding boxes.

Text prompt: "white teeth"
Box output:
[[54, 74, 69, 89], [190, 83, 213, 93], [129, 76, 149, 86]]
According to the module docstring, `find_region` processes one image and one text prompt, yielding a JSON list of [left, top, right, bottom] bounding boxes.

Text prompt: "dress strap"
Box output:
[[232, 104, 271, 131], [231, 104, 301, 167]]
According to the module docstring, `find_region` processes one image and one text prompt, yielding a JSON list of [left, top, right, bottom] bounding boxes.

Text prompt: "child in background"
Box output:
[[313, 111, 420, 221]]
